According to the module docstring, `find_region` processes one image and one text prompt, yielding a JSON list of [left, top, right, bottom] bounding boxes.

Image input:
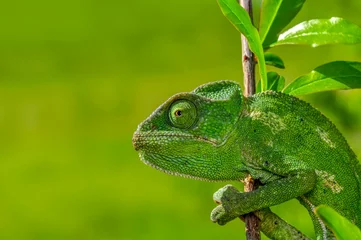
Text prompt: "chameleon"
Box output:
[[132, 80, 361, 239]]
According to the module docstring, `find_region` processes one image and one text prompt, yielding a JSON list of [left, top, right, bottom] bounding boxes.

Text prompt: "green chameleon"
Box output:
[[132, 80, 361, 239]]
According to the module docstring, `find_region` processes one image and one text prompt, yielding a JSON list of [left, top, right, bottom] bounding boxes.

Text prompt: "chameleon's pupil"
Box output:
[[168, 100, 197, 129]]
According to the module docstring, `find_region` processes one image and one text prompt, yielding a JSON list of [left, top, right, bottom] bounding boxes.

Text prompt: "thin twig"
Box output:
[[239, 0, 260, 239], [240, 0, 256, 97], [243, 176, 261, 240]]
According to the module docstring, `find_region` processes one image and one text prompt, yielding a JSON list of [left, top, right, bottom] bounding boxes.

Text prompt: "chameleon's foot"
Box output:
[[211, 184, 243, 225], [211, 186, 311, 239], [211, 205, 227, 225]]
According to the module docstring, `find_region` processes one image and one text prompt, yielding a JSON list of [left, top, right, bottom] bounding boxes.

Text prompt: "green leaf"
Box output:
[[268, 72, 285, 91], [217, 0, 268, 91], [264, 53, 285, 69], [257, 72, 285, 93], [314, 205, 361, 240], [271, 18, 361, 47], [259, 0, 305, 47], [283, 61, 361, 96]]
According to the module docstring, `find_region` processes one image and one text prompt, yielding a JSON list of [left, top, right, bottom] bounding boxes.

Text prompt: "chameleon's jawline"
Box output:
[[132, 132, 218, 151]]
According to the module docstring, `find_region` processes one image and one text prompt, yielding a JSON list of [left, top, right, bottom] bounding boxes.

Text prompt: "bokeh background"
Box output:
[[1, 0, 361, 239]]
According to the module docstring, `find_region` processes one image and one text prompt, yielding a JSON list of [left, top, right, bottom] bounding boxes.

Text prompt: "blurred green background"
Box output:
[[1, 0, 361, 239]]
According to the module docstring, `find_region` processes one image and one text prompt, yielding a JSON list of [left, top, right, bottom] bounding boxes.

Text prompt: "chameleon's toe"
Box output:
[[210, 205, 227, 225], [212, 185, 242, 225], [213, 184, 239, 203], [211, 204, 239, 225]]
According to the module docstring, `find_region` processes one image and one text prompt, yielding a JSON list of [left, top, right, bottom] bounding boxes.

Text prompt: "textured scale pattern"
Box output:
[[133, 80, 361, 239], [244, 90, 361, 238]]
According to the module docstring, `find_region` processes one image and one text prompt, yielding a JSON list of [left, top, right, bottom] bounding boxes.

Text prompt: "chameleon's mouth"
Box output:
[[132, 131, 218, 151], [132, 132, 143, 151]]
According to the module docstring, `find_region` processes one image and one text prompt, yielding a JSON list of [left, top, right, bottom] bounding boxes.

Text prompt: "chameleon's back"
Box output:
[[245, 91, 361, 229]]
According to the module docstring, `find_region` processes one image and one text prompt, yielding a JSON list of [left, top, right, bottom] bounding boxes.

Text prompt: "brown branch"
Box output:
[[240, 0, 256, 97], [239, 0, 260, 239], [243, 176, 261, 240]]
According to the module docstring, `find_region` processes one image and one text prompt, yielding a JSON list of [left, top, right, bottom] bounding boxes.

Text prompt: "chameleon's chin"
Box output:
[[132, 132, 245, 181], [136, 150, 213, 181]]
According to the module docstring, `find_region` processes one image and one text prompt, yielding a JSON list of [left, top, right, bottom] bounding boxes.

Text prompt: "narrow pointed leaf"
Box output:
[[256, 80, 261, 93], [259, 0, 305, 47], [257, 72, 285, 93], [272, 18, 361, 47], [315, 205, 361, 240], [283, 61, 361, 96], [265, 52, 285, 69], [218, 0, 268, 91], [268, 72, 285, 91]]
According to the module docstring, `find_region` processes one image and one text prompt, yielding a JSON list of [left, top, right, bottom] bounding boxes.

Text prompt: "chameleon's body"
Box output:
[[132, 81, 361, 239]]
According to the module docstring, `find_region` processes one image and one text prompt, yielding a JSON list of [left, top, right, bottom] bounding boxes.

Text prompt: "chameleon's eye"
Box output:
[[168, 100, 197, 129]]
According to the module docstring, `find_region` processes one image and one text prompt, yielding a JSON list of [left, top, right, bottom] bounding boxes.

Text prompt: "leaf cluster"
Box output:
[[218, 0, 361, 96]]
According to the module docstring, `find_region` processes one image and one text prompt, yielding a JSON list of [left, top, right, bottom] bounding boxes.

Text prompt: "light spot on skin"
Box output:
[[316, 127, 336, 148], [266, 140, 273, 147], [250, 111, 286, 134], [315, 170, 344, 194]]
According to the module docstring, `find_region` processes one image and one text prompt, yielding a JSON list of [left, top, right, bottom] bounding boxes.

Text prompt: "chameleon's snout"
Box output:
[[132, 132, 142, 151]]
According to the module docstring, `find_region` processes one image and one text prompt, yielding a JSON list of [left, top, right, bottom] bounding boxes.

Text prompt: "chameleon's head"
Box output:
[[132, 80, 247, 181]]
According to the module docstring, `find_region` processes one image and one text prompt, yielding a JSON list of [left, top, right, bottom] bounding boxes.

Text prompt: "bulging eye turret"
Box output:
[[168, 100, 197, 129]]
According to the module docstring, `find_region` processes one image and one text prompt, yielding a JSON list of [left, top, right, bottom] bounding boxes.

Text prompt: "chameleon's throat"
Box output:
[[138, 151, 222, 182]]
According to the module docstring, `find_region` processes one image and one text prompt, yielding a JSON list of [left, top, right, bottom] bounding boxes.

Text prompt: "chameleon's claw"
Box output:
[[211, 184, 243, 225]]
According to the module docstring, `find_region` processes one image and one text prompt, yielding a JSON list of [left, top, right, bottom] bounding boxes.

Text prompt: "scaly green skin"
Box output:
[[132, 80, 361, 239]]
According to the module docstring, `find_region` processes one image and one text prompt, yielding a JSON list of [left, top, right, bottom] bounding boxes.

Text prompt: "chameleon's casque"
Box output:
[[132, 80, 361, 239]]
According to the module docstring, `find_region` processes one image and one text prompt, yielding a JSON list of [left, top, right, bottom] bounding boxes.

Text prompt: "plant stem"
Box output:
[[243, 176, 261, 240], [239, 0, 260, 239], [240, 0, 256, 97]]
